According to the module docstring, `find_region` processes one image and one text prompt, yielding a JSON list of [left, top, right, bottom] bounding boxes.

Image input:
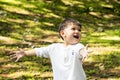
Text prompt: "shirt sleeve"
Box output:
[[34, 45, 51, 58]]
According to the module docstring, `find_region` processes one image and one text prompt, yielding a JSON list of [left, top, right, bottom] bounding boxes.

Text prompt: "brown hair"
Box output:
[[58, 18, 82, 40]]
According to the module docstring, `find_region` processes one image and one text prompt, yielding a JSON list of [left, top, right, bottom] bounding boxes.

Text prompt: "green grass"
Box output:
[[0, 0, 120, 79]]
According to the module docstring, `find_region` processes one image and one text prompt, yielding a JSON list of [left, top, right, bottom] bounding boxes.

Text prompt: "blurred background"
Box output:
[[0, 0, 120, 80]]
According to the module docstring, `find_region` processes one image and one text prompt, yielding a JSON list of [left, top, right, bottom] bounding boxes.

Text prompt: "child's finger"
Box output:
[[9, 51, 16, 55], [10, 54, 21, 62], [15, 57, 20, 62], [87, 50, 93, 53], [10, 55, 17, 60], [85, 44, 89, 50], [10, 53, 16, 57]]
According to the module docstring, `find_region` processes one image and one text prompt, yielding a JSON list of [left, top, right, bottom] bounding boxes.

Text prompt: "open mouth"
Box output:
[[73, 35, 79, 39]]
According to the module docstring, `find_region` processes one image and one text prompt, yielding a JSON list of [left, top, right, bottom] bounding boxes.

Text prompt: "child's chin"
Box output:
[[71, 41, 79, 45]]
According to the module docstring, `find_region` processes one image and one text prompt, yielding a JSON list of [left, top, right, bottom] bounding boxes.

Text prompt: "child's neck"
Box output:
[[63, 42, 78, 47]]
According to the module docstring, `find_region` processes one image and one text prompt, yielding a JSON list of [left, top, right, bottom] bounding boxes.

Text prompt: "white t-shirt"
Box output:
[[34, 43, 87, 80]]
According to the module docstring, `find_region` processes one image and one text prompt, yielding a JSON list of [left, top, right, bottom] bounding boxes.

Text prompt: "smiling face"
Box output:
[[60, 23, 82, 46]]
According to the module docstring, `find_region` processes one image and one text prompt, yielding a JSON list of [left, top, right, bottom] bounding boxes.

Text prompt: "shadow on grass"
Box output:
[[0, 48, 120, 79], [0, 0, 120, 34], [0, 21, 13, 36], [0, 76, 53, 80], [0, 0, 120, 79], [84, 52, 120, 79]]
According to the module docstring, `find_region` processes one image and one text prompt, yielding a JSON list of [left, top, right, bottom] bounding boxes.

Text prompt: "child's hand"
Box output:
[[80, 44, 92, 62], [10, 50, 25, 62], [86, 44, 93, 54]]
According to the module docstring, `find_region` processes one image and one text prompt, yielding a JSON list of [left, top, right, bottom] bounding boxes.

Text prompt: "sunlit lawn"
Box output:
[[0, 0, 120, 80], [0, 35, 120, 80]]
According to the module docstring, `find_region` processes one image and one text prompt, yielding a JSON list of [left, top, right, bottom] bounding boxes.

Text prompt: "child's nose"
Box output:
[[75, 30, 79, 33]]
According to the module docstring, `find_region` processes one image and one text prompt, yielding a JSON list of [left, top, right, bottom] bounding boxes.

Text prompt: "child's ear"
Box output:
[[60, 30, 65, 38]]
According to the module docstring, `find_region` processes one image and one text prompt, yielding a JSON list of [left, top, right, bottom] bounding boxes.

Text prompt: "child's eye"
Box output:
[[79, 29, 81, 32], [72, 28, 75, 30]]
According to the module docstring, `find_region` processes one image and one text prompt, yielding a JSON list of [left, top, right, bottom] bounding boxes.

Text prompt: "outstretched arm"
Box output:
[[10, 49, 36, 62], [80, 44, 92, 61]]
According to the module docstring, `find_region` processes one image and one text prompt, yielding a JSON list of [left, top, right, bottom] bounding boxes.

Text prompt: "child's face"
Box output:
[[60, 24, 82, 46]]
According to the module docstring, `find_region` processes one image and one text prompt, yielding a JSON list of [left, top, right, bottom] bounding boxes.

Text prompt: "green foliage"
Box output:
[[0, 0, 120, 79], [85, 52, 120, 79]]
